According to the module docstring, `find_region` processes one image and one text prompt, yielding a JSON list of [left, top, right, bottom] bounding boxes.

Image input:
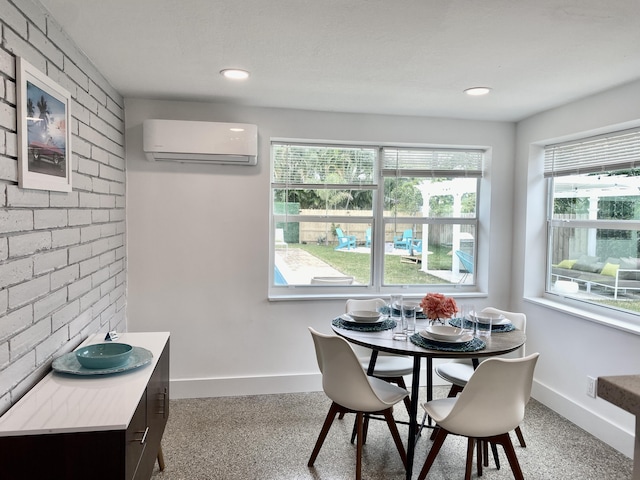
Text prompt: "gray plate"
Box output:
[[52, 346, 153, 376]]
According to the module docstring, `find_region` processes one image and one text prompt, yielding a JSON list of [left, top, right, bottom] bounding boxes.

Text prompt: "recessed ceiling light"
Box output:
[[220, 69, 250, 80], [464, 87, 492, 96]]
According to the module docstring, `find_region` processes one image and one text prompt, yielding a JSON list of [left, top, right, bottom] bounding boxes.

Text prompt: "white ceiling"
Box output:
[[38, 0, 640, 122]]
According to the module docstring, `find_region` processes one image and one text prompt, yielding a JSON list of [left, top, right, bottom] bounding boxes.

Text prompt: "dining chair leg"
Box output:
[[483, 439, 489, 466], [417, 411, 428, 437], [447, 383, 463, 398], [350, 416, 357, 443], [514, 425, 527, 447], [417, 427, 448, 480], [308, 402, 340, 467], [363, 413, 370, 444], [350, 413, 370, 444], [355, 412, 364, 480], [490, 441, 501, 470], [464, 437, 475, 480], [476, 438, 483, 477], [383, 408, 407, 467], [492, 433, 525, 480]]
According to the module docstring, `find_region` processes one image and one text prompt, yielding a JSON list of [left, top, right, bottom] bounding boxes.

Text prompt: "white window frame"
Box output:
[[543, 127, 640, 320], [269, 140, 486, 299]]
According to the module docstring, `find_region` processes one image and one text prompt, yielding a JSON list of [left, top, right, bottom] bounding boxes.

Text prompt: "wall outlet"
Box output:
[[586, 376, 597, 398]]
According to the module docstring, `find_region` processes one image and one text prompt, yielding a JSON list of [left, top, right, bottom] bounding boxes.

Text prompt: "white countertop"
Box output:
[[0, 332, 170, 436]]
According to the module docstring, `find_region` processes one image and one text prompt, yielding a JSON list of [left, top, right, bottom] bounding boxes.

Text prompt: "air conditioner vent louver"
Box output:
[[143, 119, 258, 165]]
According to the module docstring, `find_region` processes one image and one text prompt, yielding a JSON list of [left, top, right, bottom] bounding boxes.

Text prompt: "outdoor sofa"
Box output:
[[551, 255, 640, 299]]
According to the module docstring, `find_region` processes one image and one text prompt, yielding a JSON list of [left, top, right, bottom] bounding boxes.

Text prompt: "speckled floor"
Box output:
[[151, 387, 633, 479]]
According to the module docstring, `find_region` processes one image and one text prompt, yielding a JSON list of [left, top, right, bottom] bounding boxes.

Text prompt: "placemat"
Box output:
[[449, 317, 515, 332], [410, 333, 486, 352], [332, 317, 396, 332]]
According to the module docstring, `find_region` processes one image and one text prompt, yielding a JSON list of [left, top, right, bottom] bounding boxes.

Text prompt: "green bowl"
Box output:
[[75, 343, 133, 369]]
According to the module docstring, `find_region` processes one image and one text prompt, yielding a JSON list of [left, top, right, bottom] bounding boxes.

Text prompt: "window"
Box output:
[[545, 128, 640, 315], [381, 148, 481, 287], [270, 141, 484, 296]]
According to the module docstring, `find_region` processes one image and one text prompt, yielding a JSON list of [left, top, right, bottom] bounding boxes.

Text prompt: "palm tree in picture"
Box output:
[[36, 95, 51, 134], [27, 98, 35, 118]]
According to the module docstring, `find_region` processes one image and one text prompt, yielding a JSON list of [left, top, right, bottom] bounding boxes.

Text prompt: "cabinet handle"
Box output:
[[158, 388, 168, 417], [135, 426, 149, 445]]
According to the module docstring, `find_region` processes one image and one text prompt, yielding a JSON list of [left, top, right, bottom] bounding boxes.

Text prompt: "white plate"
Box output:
[[340, 313, 384, 324], [425, 325, 465, 341], [419, 331, 474, 343], [347, 310, 383, 322], [469, 311, 510, 325], [402, 301, 423, 313]]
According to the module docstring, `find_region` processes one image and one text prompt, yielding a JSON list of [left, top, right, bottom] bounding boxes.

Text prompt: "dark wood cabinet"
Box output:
[[0, 333, 169, 480]]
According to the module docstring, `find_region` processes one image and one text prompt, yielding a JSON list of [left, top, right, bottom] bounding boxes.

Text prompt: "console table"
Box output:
[[598, 374, 640, 480], [0, 332, 170, 480]]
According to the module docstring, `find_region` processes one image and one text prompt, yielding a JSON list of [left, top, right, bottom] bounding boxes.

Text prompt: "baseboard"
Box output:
[[170, 373, 324, 399], [170, 363, 449, 400], [532, 379, 634, 458]]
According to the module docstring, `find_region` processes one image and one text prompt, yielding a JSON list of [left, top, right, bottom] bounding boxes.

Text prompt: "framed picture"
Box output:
[[17, 57, 72, 192]]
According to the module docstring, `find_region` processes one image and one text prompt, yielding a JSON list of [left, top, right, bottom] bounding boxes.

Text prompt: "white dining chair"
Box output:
[[433, 307, 528, 448], [307, 328, 408, 480], [345, 299, 413, 413], [417, 353, 540, 480]]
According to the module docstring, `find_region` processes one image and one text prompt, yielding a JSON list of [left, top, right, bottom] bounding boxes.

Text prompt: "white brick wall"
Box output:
[[0, 0, 126, 412]]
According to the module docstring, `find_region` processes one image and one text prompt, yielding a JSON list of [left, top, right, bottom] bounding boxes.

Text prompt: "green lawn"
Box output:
[[295, 244, 450, 285]]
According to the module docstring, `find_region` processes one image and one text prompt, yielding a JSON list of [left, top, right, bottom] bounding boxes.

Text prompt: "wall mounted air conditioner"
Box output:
[[143, 119, 258, 165]]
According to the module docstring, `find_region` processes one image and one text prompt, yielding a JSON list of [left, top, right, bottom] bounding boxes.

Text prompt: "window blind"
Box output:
[[544, 128, 640, 178], [271, 143, 377, 188], [382, 147, 484, 178]]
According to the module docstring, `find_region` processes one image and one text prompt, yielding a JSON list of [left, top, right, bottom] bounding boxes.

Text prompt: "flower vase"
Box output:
[[428, 318, 447, 326]]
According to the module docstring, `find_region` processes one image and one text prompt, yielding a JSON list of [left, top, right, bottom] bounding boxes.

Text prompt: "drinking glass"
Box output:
[[477, 314, 492, 337], [403, 305, 416, 335], [390, 295, 406, 340], [459, 304, 475, 334]]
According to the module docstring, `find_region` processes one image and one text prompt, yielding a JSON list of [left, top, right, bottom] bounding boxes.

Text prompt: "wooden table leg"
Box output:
[[405, 356, 422, 480], [157, 445, 165, 471]]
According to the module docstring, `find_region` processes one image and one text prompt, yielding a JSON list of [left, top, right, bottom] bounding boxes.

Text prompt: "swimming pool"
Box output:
[[274, 266, 287, 285]]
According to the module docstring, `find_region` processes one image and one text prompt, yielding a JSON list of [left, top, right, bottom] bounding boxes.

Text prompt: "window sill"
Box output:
[[268, 290, 488, 302], [524, 295, 640, 336]]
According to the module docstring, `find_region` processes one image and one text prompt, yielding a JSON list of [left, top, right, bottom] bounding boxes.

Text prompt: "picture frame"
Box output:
[[17, 57, 72, 192]]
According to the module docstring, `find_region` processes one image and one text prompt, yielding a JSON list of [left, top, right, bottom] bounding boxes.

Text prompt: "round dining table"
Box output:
[[331, 318, 526, 480]]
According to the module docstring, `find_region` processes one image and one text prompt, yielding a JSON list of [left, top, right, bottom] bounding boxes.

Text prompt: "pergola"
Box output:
[[415, 178, 477, 276], [552, 174, 640, 258]]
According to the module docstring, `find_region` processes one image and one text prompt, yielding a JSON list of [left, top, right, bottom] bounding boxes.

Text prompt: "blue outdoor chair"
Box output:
[[365, 227, 371, 248], [393, 229, 412, 249], [410, 240, 422, 255], [455, 250, 474, 283], [335, 228, 356, 250]]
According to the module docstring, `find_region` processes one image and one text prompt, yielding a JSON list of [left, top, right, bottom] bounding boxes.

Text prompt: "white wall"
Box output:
[[513, 79, 640, 457], [0, 0, 126, 414], [125, 98, 515, 397]]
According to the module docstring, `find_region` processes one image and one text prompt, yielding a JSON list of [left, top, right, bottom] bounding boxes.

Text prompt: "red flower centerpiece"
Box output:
[[420, 293, 458, 324]]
